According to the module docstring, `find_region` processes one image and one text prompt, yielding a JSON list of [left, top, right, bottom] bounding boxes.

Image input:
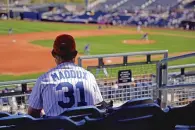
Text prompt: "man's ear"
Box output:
[[72, 51, 78, 58]]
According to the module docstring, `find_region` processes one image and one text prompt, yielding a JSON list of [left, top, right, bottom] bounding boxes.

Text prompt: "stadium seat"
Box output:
[[81, 98, 172, 130], [0, 112, 11, 118], [119, 97, 154, 107], [101, 98, 172, 130], [14, 116, 81, 130], [165, 100, 195, 126], [0, 115, 82, 130], [60, 106, 106, 121], [175, 125, 195, 130], [0, 115, 35, 126]]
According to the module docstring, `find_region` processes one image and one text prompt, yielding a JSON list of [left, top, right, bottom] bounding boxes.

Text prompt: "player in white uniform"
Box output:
[[137, 21, 143, 32], [28, 34, 103, 117]]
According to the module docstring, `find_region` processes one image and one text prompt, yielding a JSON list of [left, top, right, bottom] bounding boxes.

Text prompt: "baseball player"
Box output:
[[95, 61, 109, 78], [8, 28, 13, 35], [28, 34, 103, 117], [137, 25, 141, 32], [141, 33, 149, 41], [84, 44, 90, 55]]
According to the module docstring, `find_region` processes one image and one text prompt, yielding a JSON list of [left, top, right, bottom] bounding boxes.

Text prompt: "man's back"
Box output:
[[29, 62, 103, 116]]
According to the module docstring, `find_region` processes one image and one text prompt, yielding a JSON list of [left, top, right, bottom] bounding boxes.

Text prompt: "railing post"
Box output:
[[146, 55, 151, 63], [162, 52, 168, 86], [123, 56, 128, 65], [78, 57, 82, 67]]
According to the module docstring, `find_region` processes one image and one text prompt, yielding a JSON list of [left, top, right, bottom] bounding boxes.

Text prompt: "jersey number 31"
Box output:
[[56, 82, 87, 108]]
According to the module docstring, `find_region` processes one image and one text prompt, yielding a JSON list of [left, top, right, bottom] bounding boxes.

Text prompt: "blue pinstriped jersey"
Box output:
[[28, 62, 103, 116]]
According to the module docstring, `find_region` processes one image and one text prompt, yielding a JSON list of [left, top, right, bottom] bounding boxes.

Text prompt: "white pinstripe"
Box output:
[[28, 62, 103, 116]]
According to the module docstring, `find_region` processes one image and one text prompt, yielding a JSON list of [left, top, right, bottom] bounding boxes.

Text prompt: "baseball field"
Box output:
[[0, 20, 195, 81]]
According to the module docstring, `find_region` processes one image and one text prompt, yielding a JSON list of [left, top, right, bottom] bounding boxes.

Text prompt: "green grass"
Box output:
[[0, 20, 96, 34], [31, 34, 195, 54], [125, 27, 195, 36], [0, 73, 43, 82]]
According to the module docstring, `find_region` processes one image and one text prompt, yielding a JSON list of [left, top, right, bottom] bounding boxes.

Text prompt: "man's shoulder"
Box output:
[[37, 67, 58, 82], [76, 66, 95, 78]]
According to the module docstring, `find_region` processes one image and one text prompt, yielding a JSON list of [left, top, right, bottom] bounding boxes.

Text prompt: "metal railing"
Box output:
[[157, 53, 195, 108]]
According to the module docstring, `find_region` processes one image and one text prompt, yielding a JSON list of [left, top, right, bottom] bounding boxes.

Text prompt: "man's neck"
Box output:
[[58, 60, 74, 65]]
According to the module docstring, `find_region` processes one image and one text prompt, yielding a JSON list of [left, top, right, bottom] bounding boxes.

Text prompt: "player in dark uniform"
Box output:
[[141, 33, 148, 40], [84, 44, 90, 55], [8, 28, 13, 35]]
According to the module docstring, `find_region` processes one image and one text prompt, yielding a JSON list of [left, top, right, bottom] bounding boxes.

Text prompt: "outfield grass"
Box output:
[[31, 34, 195, 54], [0, 20, 96, 34], [122, 26, 195, 36]]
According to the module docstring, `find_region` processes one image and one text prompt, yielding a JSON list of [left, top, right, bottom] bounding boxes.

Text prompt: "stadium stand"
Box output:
[[149, 0, 180, 8], [1, 0, 195, 29], [1, 98, 195, 130], [119, 0, 148, 9]]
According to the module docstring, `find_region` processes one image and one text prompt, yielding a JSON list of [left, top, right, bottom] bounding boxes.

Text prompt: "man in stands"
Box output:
[[28, 34, 103, 117]]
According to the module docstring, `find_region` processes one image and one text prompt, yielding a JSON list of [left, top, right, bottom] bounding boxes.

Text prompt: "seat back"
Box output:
[[0, 115, 34, 126], [60, 106, 105, 121], [102, 98, 171, 130], [0, 112, 11, 118]]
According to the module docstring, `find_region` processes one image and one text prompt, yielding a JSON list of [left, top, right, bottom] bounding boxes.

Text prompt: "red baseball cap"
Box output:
[[52, 34, 77, 57]]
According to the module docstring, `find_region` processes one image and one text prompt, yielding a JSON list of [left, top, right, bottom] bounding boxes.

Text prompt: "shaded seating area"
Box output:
[[1, 98, 195, 130]]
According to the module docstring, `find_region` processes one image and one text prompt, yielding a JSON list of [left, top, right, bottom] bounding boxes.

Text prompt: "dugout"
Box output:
[[180, 20, 195, 30]]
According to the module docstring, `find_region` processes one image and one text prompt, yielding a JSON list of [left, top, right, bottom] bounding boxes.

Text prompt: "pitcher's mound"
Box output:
[[123, 40, 156, 45]]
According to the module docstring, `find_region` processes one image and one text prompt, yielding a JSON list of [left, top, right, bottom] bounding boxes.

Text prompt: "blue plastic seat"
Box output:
[[60, 106, 106, 121], [14, 116, 82, 130], [0, 112, 11, 118], [98, 98, 171, 130], [0, 115, 35, 126], [0, 115, 82, 130]]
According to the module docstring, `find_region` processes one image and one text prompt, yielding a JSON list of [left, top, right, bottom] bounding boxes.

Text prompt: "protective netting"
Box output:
[[88, 63, 157, 106], [88, 63, 156, 80], [168, 71, 195, 85], [99, 84, 156, 107], [162, 87, 195, 107], [0, 94, 30, 114]]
